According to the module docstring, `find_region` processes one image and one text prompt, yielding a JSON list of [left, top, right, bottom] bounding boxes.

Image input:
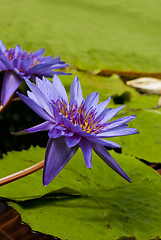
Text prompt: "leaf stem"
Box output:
[[0, 160, 44, 186]]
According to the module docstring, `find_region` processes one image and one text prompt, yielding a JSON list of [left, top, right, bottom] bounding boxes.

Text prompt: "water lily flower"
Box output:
[[0, 40, 69, 107], [17, 76, 138, 186]]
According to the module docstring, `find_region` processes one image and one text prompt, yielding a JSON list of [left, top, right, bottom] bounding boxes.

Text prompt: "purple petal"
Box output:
[[97, 128, 139, 138], [52, 75, 68, 104], [0, 53, 13, 69], [43, 137, 78, 186], [70, 76, 83, 106], [51, 70, 71, 76], [13, 68, 26, 78], [65, 134, 81, 147], [1, 71, 22, 106], [54, 123, 66, 131], [26, 121, 53, 133], [20, 57, 33, 71], [0, 40, 6, 52], [104, 124, 128, 132], [102, 105, 125, 123], [60, 114, 82, 133], [52, 104, 63, 123], [27, 90, 41, 106], [95, 105, 124, 124], [79, 138, 92, 168], [53, 124, 74, 137], [86, 136, 121, 148], [25, 79, 53, 115], [48, 128, 65, 138], [33, 48, 45, 57], [35, 77, 60, 103], [95, 97, 111, 118], [17, 92, 54, 122], [12, 58, 21, 69], [15, 45, 23, 56], [29, 63, 69, 76], [84, 92, 99, 111], [11, 121, 53, 135], [42, 55, 60, 63], [104, 115, 136, 130], [28, 63, 54, 73], [0, 61, 7, 71], [51, 63, 69, 69], [92, 143, 131, 182], [64, 130, 74, 137]]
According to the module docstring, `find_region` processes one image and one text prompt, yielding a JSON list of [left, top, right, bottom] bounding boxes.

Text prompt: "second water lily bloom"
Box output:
[[0, 40, 69, 107], [17, 76, 139, 186]]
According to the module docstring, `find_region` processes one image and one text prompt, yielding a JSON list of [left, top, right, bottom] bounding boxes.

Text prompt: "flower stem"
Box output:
[[0, 160, 44, 186], [0, 92, 17, 114]]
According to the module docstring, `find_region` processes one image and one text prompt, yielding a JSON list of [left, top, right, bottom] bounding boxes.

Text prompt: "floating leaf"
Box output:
[[1, 0, 161, 72], [0, 147, 161, 239], [119, 109, 161, 163]]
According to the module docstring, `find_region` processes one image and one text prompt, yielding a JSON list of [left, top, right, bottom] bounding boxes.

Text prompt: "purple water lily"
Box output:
[[17, 75, 138, 186], [0, 40, 69, 107]]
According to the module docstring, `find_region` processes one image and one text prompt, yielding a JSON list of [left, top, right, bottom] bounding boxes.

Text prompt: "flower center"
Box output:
[[5, 48, 40, 69], [55, 99, 104, 134]]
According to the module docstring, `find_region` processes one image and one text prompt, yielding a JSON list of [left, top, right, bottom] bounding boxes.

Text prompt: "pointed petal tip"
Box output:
[[43, 175, 50, 186], [25, 78, 30, 84], [108, 96, 112, 101], [43, 168, 57, 186], [11, 130, 29, 136], [16, 91, 21, 97], [87, 164, 92, 169], [134, 131, 140, 134], [43, 180, 48, 187], [53, 74, 59, 80], [125, 175, 132, 183], [121, 170, 132, 183], [72, 76, 79, 86], [75, 76, 79, 81]]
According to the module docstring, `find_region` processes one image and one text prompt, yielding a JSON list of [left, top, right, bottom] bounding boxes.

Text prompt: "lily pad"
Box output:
[[1, 0, 161, 72], [0, 147, 161, 239], [118, 109, 161, 163]]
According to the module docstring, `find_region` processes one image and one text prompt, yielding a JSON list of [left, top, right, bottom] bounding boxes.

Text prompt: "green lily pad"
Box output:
[[118, 109, 161, 163], [1, 0, 161, 72], [0, 145, 138, 201], [0, 146, 161, 239]]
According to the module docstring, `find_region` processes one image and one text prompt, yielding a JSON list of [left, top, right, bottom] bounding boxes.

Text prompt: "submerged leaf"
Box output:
[[0, 199, 61, 240]]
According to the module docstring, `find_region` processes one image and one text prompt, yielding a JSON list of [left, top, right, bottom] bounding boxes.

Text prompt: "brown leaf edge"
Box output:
[[0, 199, 61, 240], [97, 70, 161, 82], [116, 236, 161, 240]]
